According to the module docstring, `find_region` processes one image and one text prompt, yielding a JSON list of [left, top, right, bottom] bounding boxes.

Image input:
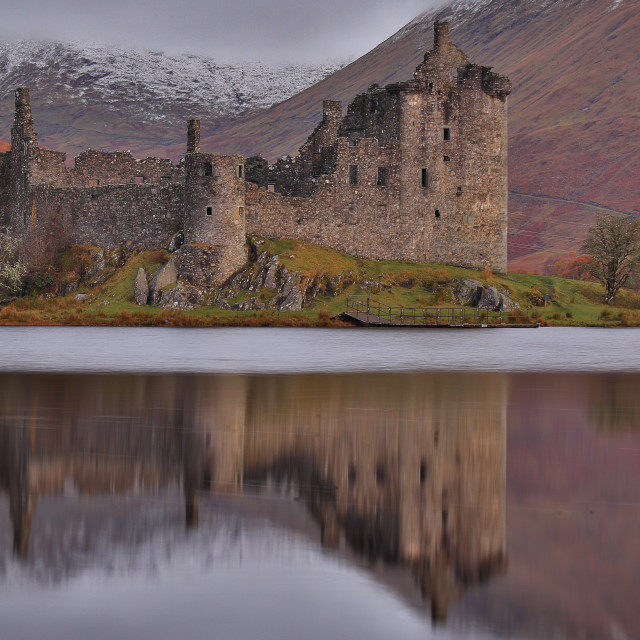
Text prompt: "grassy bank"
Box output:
[[1, 239, 640, 327]]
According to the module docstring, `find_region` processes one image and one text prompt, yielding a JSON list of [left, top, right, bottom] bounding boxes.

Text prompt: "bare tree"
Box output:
[[581, 215, 640, 303]]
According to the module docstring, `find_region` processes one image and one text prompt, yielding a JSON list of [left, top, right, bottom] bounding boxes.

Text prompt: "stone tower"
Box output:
[[9, 88, 37, 233], [402, 20, 511, 272], [245, 21, 511, 274], [179, 122, 248, 286]]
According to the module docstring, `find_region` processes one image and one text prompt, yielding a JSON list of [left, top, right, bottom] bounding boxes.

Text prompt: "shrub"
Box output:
[[619, 312, 631, 326], [0, 229, 27, 297], [317, 310, 332, 327]]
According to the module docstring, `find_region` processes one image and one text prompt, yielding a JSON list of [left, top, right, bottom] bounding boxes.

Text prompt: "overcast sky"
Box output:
[[0, 0, 442, 63]]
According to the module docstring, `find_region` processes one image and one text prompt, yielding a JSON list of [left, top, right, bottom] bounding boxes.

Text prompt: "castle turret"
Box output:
[[11, 88, 37, 145], [433, 21, 450, 48], [179, 149, 248, 286]]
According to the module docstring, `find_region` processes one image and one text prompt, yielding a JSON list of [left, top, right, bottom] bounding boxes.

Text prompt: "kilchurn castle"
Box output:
[[0, 23, 511, 284]]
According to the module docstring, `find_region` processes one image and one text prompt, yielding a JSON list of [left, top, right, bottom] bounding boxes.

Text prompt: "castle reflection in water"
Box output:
[[0, 372, 507, 621]]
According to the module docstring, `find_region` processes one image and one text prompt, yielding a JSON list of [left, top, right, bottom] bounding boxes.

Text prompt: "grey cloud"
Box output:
[[0, 0, 439, 63]]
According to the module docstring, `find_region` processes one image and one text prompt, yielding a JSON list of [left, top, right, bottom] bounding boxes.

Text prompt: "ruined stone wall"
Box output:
[[7, 87, 186, 249], [177, 243, 247, 287], [0, 152, 10, 227], [338, 88, 403, 146], [31, 182, 183, 249], [30, 148, 184, 189], [246, 137, 408, 260], [268, 100, 342, 197]]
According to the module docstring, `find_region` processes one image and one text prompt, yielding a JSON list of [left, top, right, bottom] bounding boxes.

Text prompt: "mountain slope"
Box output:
[[0, 41, 343, 156]]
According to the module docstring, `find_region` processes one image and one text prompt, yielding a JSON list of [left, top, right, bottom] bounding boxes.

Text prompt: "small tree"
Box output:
[[0, 228, 27, 298], [581, 215, 640, 303]]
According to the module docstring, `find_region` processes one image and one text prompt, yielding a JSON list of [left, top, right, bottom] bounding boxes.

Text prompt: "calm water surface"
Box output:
[[0, 328, 638, 639], [1, 326, 640, 372]]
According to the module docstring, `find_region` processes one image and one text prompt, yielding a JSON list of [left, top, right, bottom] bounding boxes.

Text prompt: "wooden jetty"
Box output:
[[342, 296, 540, 328]]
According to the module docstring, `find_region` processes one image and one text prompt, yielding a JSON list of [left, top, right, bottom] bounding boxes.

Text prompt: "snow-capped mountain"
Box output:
[[0, 40, 344, 151], [0, 40, 344, 121]]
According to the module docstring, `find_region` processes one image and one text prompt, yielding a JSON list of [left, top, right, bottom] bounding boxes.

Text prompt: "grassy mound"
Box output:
[[1, 238, 640, 327]]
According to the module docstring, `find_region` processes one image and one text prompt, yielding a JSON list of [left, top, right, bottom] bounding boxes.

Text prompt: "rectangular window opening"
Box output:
[[206, 206, 213, 216], [238, 206, 244, 217], [349, 165, 358, 186], [377, 166, 387, 186], [435, 209, 441, 218], [421, 168, 429, 188], [443, 155, 451, 162], [443, 127, 451, 141], [428, 81, 434, 93], [237, 164, 244, 179], [204, 162, 213, 176]]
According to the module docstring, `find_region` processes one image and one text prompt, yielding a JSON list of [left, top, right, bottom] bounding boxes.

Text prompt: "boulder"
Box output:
[[166, 231, 184, 253], [157, 282, 204, 310], [477, 286, 502, 311], [133, 268, 149, 305], [452, 279, 484, 306], [261, 256, 279, 290], [149, 258, 178, 304], [270, 271, 303, 311]]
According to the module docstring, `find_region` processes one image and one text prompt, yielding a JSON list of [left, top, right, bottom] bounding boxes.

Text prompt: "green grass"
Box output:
[[2, 239, 640, 327]]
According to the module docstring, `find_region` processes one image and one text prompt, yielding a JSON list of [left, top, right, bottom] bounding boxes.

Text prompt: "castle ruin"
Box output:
[[0, 22, 511, 285]]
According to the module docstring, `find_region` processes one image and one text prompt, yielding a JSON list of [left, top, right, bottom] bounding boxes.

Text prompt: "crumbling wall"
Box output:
[[30, 149, 184, 189], [246, 137, 409, 260], [0, 152, 10, 227], [31, 183, 183, 249], [268, 100, 342, 197]]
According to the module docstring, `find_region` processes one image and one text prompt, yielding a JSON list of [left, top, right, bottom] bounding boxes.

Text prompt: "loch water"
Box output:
[[0, 327, 639, 640]]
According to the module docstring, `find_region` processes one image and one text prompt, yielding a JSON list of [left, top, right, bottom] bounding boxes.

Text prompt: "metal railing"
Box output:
[[345, 296, 539, 326]]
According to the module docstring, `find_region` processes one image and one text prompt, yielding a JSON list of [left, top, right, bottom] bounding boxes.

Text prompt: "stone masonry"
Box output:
[[0, 22, 511, 285]]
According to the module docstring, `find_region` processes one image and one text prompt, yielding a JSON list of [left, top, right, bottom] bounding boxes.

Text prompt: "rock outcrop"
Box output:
[[149, 258, 178, 305], [451, 279, 518, 311], [133, 268, 149, 305]]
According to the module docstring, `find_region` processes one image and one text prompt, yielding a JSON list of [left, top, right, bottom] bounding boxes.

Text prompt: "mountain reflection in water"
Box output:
[[0, 371, 638, 640]]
